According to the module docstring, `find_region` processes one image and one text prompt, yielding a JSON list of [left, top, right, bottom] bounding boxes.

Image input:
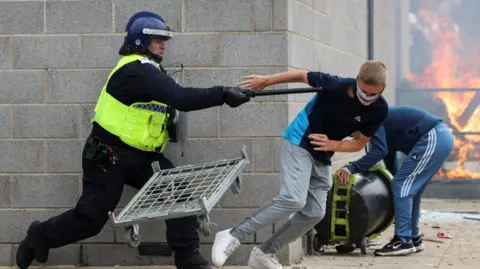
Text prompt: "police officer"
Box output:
[[16, 11, 251, 269]]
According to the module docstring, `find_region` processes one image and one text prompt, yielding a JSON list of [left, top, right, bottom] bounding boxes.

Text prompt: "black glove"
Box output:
[[223, 87, 251, 108]]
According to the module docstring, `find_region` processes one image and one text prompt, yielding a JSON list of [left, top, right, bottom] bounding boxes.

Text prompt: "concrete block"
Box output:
[[253, 139, 273, 172], [46, 140, 84, 173], [273, 0, 288, 30], [254, 0, 271, 31], [0, 176, 10, 208], [273, 138, 282, 173], [298, 0, 314, 7], [0, 1, 43, 34], [183, 68, 251, 88], [0, 106, 9, 139], [292, 0, 314, 38], [114, 0, 181, 32], [197, 243, 253, 265], [313, 0, 330, 14], [75, 206, 115, 243], [114, 214, 167, 244], [185, 0, 253, 32], [248, 68, 274, 102], [12, 105, 79, 138], [80, 35, 124, 68], [250, 67, 290, 102], [12, 243, 80, 266], [318, 45, 344, 75], [0, 244, 12, 266], [202, 209, 256, 243], [79, 222, 116, 244], [186, 107, 219, 138], [12, 175, 80, 208], [0, 141, 44, 173], [0, 37, 10, 69], [13, 36, 80, 69], [288, 103, 306, 125], [313, 11, 334, 46], [46, 0, 112, 33], [256, 216, 289, 243], [351, 1, 367, 33], [117, 186, 138, 208], [0, 209, 50, 242], [288, 34, 315, 70], [312, 41, 323, 71], [182, 139, 253, 172], [220, 103, 288, 137], [82, 243, 172, 266], [345, 26, 367, 58], [48, 70, 108, 103], [219, 33, 288, 67], [0, 71, 45, 104], [219, 174, 280, 208], [162, 34, 218, 67], [326, 1, 365, 35], [80, 104, 95, 139]]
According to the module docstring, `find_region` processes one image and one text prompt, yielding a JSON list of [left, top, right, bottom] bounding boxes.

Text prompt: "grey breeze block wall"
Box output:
[[0, 0, 396, 267]]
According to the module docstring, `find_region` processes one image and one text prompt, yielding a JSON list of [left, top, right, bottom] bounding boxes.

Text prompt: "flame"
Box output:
[[407, 9, 480, 179]]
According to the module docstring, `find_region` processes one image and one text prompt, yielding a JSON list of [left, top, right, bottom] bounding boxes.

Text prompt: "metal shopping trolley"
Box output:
[[108, 146, 250, 247]]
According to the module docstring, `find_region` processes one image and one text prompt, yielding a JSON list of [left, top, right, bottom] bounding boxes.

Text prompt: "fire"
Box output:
[[407, 9, 480, 179]]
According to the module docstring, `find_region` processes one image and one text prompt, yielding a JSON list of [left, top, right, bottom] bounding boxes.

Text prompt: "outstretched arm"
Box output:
[[237, 70, 343, 90], [137, 64, 249, 111], [346, 125, 389, 173]]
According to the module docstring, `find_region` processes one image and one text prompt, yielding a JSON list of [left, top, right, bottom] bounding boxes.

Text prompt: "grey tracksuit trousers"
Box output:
[[230, 138, 332, 254]]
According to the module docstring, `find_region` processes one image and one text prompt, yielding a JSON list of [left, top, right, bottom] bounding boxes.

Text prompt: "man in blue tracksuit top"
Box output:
[[211, 60, 389, 269], [337, 105, 454, 257]]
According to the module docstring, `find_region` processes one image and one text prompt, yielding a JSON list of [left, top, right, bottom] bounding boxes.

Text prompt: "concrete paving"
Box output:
[[4, 200, 479, 269], [292, 199, 480, 269]]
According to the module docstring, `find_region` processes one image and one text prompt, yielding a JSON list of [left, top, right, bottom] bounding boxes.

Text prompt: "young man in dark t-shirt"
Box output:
[[337, 106, 454, 256], [211, 61, 389, 269]]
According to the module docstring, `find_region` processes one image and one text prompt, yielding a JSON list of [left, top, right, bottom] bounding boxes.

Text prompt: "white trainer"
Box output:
[[247, 246, 282, 269], [211, 229, 240, 267]]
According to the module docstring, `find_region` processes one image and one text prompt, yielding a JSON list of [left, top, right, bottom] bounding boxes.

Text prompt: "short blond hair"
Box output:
[[357, 60, 387, 86]]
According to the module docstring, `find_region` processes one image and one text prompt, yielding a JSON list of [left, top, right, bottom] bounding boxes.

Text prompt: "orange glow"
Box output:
[[407, 9, 480, 179]]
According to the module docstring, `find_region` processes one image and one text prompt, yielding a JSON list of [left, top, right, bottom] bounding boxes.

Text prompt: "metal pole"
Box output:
[[367, 0, 374, 60], [245, 87, 323, 97], [365, 0, 374, 155]]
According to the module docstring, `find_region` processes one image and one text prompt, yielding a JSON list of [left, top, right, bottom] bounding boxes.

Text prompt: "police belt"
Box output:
[[85, 136, 119, 172]]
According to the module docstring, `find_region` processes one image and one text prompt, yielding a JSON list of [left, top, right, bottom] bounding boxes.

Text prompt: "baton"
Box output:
[[244, 87, 323, 97]]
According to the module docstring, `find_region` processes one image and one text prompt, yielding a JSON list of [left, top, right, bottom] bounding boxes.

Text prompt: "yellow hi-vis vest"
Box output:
[[91, 54, 171, 152]]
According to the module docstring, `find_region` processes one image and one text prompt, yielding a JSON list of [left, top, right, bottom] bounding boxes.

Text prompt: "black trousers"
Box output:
[[33, 142, 200, 251]]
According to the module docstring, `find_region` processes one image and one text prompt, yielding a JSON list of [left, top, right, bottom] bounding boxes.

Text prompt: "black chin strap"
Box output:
[[118, 43, 163, 64], [145, 50, 163, 64]]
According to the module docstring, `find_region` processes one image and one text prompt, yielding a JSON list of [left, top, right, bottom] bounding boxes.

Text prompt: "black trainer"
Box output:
[[174, 248, 212, 269], [15, 221, 50, 269], [374, 235, 416, 256], [412, 235, 424, 253]]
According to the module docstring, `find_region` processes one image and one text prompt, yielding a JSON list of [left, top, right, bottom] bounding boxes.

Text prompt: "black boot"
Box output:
[[16, 221, 50, 269], [16, 239, 34, 269], [29, 221, 50, 263], [174, 248, 212, 269]]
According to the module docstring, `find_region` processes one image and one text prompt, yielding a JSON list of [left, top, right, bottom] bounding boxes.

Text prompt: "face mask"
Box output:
[[356, 83, 381, 106]]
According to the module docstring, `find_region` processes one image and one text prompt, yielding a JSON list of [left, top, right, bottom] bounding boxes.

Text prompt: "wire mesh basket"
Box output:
[[108, 145, 250, 247]]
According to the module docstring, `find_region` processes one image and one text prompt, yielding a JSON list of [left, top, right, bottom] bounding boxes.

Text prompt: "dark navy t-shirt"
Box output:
[[283, 71, 389, 165], [346, 105, 443, 174]]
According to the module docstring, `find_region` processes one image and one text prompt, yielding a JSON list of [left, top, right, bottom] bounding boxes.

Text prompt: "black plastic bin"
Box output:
[[312, 164, 395, 254]]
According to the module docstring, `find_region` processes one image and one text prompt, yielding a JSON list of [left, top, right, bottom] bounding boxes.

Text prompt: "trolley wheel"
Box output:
[[124, 224, 141, 248], [230, 177, 242, 194], [198, 215, 211, 237], [360, 237, 368, 255], [335, 245, 356, 254]]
